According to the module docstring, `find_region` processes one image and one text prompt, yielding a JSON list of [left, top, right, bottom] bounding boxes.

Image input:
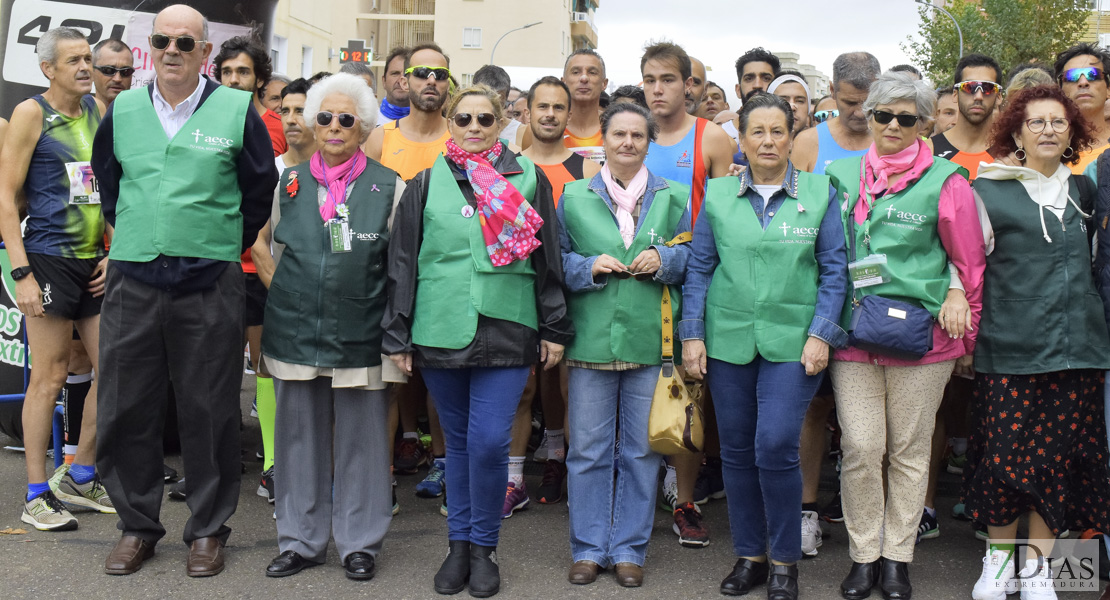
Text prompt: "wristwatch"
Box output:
[[10, 266, 32, 281]]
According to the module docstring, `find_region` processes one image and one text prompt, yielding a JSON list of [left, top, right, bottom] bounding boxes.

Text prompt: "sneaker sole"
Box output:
[[672, 523, 710, 547], [21, 510, 77, 531], [917, 529, 940, 542], [54, 489, 117, 514], [256, 485, 269, 499], [415, 485, 444, 499], [537, 493, 564, 504], [439, 505, 448, 517], [821, 515, 844, 524], [945, 465, 965, 475], [502, 498, 530, 519]]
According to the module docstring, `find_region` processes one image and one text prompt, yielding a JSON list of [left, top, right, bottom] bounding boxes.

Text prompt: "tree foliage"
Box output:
[[903, 0, 1090, 86]]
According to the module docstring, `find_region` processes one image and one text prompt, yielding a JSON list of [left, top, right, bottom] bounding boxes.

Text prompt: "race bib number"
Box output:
[[65, 161, 99, 205]]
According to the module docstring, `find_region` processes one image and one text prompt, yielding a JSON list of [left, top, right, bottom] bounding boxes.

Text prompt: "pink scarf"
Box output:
[[855, 138, 933, 223], [444, 139, 544, 266], [599, 164, 648, 248], [310, 149, 367, 222]]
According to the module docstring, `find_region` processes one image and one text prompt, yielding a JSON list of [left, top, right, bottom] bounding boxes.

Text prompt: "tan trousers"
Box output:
[[830, 359, 955, 563]]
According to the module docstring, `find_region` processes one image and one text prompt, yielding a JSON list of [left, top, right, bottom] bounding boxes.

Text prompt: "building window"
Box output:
[[271, 35, 288, 74], [301, 46, 314, 78], [462, 27, 482, 48]]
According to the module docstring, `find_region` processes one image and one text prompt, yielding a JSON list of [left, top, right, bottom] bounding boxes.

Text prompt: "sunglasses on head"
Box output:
[[954, 80, 1000, 96], [871, 110, 920, 128], [149, 34, 204, 53], [611, 270, 654, 281], [812, 109, 838, 124], [451, 112, 497, 128], [316, 111, 359, 128], [1062, 67, 1106, 83], [94, 65, 135, 77], [405, 65, 451, 81]]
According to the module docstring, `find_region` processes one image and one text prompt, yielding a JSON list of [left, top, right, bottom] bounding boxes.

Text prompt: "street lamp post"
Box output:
[[915, 0, 963, 58], [490, 21, 543, 65]]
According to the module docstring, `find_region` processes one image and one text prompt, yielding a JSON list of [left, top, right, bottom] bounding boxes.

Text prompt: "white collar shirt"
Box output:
[[151, 76, 207, 139]]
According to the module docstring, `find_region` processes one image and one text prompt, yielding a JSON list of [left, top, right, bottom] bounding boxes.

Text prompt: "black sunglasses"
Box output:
[[871, 110, 920, 128], [149, 34, 204, 53], [611, 270, 654, 281], [405, 65, 451, 81], [94, 65, 135, 77], [316, 111, 359, 129], [451, 112, 497, 128]]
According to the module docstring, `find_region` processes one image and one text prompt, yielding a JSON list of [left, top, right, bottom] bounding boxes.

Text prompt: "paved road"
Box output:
[[0, 377, 1102, 599]]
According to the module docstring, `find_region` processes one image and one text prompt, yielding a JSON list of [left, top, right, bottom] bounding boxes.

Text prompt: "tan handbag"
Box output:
[[648, 283, 704, 455]]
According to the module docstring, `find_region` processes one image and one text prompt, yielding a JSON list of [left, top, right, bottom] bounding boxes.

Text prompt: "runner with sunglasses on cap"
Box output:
[[1054, 43, 1110, 175], [92, 39, 134, 106], [931, 54, 1002, 181]]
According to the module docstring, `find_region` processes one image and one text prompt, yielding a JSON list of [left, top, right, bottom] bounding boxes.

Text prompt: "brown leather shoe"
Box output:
[[568, 560, 601, 585], [105, 535, 155, 575], [186, 536, 225, 577], [614, 562, 643, 587]]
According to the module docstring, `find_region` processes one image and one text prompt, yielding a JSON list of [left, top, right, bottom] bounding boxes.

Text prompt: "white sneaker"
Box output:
[[801, 510, 823, 557], [658, 464, 678, 512], [972, 549, 1018, 600], [1019, 558, 1057, 600], [21, 490, 78, 531]]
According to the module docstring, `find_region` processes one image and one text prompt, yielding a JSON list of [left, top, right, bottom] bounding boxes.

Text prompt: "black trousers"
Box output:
[[96, 264, 244, 545]]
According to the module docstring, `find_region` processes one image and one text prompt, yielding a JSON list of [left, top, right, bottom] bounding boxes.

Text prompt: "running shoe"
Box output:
[[257, 467, 275, 503], [536, 460, 567, 504], [801, 510, 823, 557], [693, 457, 725, 504], [501, 481, 530, 519], [394, 438, 428, 475], [974, 521, 989, 541], [952, 502, 971, 521], [946, 452, 968, 475], [916, 508, 939, 543], [22, 490, 78, 531], [672, 502, 709, 547], [415, 461, 446, 498], [55, 472, 116, 513], [972, 548, 1018, 600]]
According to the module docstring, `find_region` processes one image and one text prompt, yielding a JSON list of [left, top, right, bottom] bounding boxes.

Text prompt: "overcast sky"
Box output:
[[594, 0, 923, 108]]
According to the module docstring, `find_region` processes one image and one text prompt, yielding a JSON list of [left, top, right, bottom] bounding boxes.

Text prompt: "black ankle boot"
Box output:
[[880, 559, 911, 600], [767, 563, 799, 600], [434, 540, 470, 595], [468, 544, 500, 598], [841, 560, 881, 600]]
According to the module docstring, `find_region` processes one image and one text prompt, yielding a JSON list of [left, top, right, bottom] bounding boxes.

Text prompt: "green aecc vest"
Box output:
[[826, 156, 960, 327], [262, 159, 396, 368], [110, 85, 250, 262], [411, 155, 539, 350], [703, 171, 830, 364], [561, 178, 689, 365], [973, 177, 1110, 374]]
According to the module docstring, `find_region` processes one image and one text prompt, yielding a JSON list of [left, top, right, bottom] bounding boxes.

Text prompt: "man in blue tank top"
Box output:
[[0, 26, 112, 534], [791, 52, 880, 175]]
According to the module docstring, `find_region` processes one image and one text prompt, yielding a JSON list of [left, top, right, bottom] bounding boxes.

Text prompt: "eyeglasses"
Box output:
[[812, 109, 838, 124], [405, 65, 451, 81], [1024, 118, 1070, 134], [451, 112, 497, 128], [1062, 67, 1106, 83], [611, 270, 654, 281], [871, 110, 921, 128], [93, 65, 135, 77], [149, 34, 204, 53], [316, 111, 360, 129], [954, 80, 1001, 96]]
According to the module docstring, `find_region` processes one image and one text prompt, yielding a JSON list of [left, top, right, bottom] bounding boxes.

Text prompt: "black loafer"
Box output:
[[266, 550, 321, 578], [768, 563, 799, 600], [880, 559, 911, 600], [720, 558, 769, 596], [841, 560, 881, 599], [345, 552, 376, 581]]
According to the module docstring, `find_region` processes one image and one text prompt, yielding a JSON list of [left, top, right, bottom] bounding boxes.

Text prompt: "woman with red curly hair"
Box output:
[[967, 84, 1110, 600]]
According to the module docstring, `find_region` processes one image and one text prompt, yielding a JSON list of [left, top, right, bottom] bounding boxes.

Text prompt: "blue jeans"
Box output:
[[422, 366, 531, 547], [708, 357, 822, 563], [566, 366, 659, 567]]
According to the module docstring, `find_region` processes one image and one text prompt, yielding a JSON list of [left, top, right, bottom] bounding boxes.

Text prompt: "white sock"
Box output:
[[66, 371, 94, 384], [508, 456, 525, 486], [402, 431, 419, 440], [950, 437, 968, 456], [545, 429, 565, 462], [924, 506, 936, 518]]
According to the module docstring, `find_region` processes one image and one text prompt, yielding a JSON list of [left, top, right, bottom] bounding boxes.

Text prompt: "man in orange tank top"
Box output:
[[559, 49, 608, 163]]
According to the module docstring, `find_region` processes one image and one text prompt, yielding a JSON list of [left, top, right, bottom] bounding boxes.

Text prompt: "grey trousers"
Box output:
[[274, 377, 392, 562]]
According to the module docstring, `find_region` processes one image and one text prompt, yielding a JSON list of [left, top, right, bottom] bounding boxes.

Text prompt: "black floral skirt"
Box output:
[[963, 370, 1110, 534]]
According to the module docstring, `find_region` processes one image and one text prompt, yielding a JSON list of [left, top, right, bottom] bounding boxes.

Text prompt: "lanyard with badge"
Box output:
[[324, 163, 355, 254], [847, 160, 891, 290]]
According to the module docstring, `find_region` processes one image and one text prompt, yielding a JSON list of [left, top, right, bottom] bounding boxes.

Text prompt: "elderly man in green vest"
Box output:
[[91, 4, 277, 578]]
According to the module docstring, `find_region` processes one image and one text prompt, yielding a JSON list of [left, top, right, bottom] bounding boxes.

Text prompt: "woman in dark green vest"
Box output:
[[260, 73, 403, 581], [382, 84, 574, 598], [966, 85, 1110, 599], [558, 102, 690, 589], [824, 72, 986, 600], [681, 93, 848, 600]]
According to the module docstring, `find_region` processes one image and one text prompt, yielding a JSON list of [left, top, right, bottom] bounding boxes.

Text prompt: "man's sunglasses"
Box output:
[[611, 270, 654, 281], [405, 65, 451, 81], [451, 112, 497, 128], [1062, 67, 1106, 83], [316, 111, 360, 129], [149, 34, 204, 53], [954, 80, 1000, 96], [871, 110, 921, 128], [812, 109, 838, 124], [94, 65, 135, 77]]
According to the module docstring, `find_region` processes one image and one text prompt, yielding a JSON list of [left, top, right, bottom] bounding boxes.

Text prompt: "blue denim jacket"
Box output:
[[678, 163, 849, 348], [558, 170, 691, 292]]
